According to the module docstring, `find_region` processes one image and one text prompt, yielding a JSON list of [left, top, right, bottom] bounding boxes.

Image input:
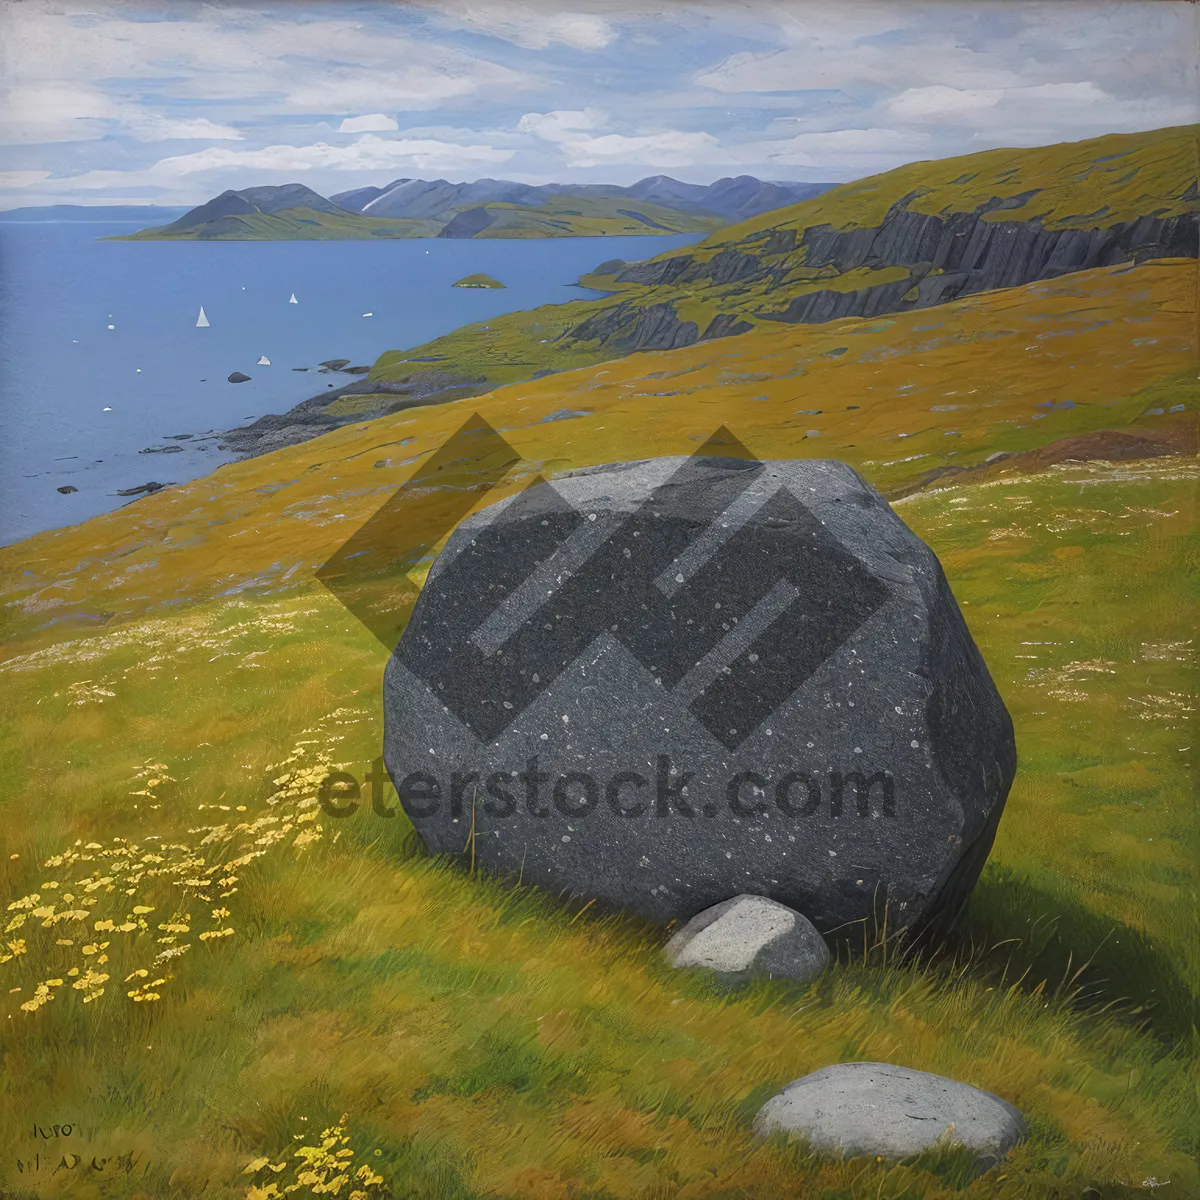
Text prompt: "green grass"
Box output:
[[0, 247, 1196, 1196], [900, 460, 1200, 1033], [0, 458, 1197, 1195]]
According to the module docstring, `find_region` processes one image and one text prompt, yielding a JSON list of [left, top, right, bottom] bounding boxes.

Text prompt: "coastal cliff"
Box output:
[[565, 204, 1197, 352]]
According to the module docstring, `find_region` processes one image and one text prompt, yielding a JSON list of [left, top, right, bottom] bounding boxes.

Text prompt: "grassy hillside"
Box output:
[[703, 123, 1199, 243], [0, 250, 1196, 1195], [462, 195, 720, 237], [366, 126, 1196, 398], [369, 254, 1195, 451]]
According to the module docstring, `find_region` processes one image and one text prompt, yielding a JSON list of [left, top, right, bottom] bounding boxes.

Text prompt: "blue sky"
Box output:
[[0, 0, 1195, 208]]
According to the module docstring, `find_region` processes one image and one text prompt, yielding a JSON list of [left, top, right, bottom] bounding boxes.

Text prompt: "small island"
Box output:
[[452, 273, 506, 289]]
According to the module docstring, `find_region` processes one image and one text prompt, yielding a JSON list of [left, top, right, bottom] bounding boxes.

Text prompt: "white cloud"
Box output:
[[0, 170, 52, 190], [435, 6, 616, 50], [553, 130, 722, 169], [888, 82, 1106, 120], [517, 109, 607, 142], [0, 79, 243, 145], [0, 3, 536, 132], [0, 0, 1195, 202], [126, 114, 244, 142], [697, 42, 1024, 95], [44, 135, 516, 198], [0, 83, 119, 144], [284, 60, 526, 114], [694, 0, 1198, 104], [770, 127, 928, 154], [338, 114, 399, 134], [883, 80, 1198, 140]]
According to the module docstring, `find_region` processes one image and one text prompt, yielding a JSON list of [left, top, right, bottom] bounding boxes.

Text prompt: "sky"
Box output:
[[0, 0, 1195, 208]]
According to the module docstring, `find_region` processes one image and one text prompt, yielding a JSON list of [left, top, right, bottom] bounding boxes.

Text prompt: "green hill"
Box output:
[[441, 194, 720, 238], [116, 204, 439, 241]]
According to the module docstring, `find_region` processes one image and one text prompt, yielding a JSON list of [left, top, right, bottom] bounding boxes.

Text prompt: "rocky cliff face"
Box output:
[[567, 200, 1198, 352], [765, 204, 1197, 323]]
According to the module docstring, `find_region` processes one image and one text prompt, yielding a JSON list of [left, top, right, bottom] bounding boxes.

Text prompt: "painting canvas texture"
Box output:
[[0, 2, 1196, 1196]]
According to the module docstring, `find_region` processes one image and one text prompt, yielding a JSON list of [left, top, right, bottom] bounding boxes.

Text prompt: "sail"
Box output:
[[196, 306, 210, 328], [289, 293, 298, 304], [257, 355, 271, 366]]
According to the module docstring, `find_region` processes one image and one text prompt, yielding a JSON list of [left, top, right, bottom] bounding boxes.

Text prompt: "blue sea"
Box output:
[[0, 220, 702, 546]]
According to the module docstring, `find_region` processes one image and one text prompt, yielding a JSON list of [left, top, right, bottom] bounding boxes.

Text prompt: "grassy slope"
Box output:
[[0, 256, 1196, 1196], [701, 124, 1200, 242], [116, 196, 720, 242], [373, 126, 1198, 394], [469, 195, 721, 238]]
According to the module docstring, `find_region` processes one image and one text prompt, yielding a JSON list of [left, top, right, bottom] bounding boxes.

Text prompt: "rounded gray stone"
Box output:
[[384, 455, 1016, 933], [754, 1062, 1025, 1169], [665, 894, 830, 984]]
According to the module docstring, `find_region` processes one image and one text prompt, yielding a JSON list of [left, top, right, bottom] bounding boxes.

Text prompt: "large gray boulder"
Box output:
[[753, 1062, 1026, 1170], [383, 453, 1016, 933], [665, 894, 829, 984]]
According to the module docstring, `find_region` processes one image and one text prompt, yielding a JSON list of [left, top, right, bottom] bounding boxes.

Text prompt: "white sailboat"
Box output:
[[288, 293, 298, 304], [195, 306, 210, 328], [257, 355, 271, 366]]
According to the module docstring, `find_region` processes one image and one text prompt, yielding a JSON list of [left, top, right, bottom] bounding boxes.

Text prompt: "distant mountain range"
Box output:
[[332, 174, 831, 223], [107, 175, 834, 241]]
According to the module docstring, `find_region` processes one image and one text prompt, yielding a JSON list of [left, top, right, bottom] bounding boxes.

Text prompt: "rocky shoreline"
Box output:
[[215, 364, 486, 459]]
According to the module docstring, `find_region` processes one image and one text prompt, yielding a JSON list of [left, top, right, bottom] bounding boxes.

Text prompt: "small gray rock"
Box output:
[[228, 371, 251, 383], [754, 1062, 1025, 1171], [115, 481, 167, 497], [665, 894, 829, 984], [56, 485, 78, 494]]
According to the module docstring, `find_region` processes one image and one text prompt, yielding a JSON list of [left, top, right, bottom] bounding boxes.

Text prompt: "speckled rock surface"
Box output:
[[383, 454, 1016, 931], [665, 894, 829, 984], [754, 1062, 1026, 1170]]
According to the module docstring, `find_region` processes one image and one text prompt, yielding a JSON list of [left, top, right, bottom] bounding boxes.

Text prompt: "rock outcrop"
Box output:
[[568, 301, 701, 352], [383, 452, 1016, 934], [218, 371, 482, 458], [760, 207, 1197, 324], [574, 203, 1198, 339]]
